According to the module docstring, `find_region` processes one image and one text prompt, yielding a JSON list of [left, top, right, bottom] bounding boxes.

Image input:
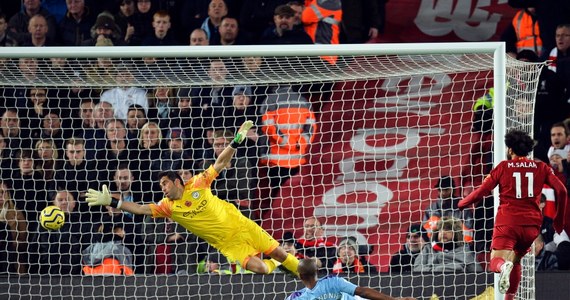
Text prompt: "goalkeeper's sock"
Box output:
[[262, 259, 280, 274], [506, 263, 521, 294], [489, 257, 505, 273], [281, 253, 300, 277]]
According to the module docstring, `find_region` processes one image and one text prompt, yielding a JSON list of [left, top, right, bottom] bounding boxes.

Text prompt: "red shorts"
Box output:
[[491, 225, 540, 257]]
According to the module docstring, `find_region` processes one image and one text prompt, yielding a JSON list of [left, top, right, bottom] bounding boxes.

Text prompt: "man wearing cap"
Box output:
[[389, 224, 425, 273], [259, 4, 313, 45], [82, 12, 125, 46], [423, 176, 474, 244], [332, 237, 376, 274]]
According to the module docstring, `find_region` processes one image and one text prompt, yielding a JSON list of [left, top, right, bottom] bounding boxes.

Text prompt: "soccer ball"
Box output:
[[40, 206, 65, 231]]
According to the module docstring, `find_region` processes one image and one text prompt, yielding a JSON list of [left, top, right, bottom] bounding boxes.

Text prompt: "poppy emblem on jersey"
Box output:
[[192, 191, 200, 199], [185, 201, 192, 207]]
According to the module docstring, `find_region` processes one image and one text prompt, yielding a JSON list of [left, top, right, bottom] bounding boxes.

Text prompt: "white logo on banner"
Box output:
[[414, 0, 507, 41]]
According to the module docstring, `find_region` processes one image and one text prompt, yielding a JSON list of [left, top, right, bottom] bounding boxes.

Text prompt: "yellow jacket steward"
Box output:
[[260, 86, 317, 169]]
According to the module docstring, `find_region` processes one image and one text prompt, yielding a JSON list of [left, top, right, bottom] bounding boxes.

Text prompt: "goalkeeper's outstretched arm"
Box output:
[[86, 185, 152, 215], [212, 120, 253, 174]]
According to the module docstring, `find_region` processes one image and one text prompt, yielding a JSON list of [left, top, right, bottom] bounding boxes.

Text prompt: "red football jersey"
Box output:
[[459, 157, 567, 232]]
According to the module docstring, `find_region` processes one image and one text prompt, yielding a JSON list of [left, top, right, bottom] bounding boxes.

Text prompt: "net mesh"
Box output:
[[0, 46, 543, 299]]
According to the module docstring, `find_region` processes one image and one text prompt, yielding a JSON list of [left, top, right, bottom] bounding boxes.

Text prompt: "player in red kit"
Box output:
[[458, 130, 567, 299]]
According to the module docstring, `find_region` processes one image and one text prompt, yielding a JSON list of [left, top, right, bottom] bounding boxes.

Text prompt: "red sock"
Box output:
[[489, 257, 505, 273], [506, 263, 522, 294], [504, 293, 515, 300]]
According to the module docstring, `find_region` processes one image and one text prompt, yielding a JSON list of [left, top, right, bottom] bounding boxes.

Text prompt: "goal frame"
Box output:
[[0, 42, 515, 299]]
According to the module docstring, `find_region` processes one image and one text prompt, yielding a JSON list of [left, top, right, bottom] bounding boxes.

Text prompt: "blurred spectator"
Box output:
[[0, 181, 27, 274], [20, 14, 56, 46], [114, 0, 136, 44], [189, 28, 209, 45], [501, 7, 542, 58], [39, 111, 69, 151], [201, 0, 228, 45], [216, 16, 246, 45], [413, 217, 483, 273], [547, 24, 570, 112], [108, 163, 146, 221], [259, 85, 316, 200], [34, 190, 83, 275], [81, 220, 135, 275], [8, 0, 57, 44], [142, 10, 178, 45], [197, 129, 256, 220], [281, 231, 303, 259], [17, 57, 40, 83], [0, 13, 17, 47], [239, 0, 289, 43], [152, 127, 192, 180], [55, 137, 98, 219], [547, 122, 570, 159], [423, 176, 474, 243], [85, 48, 118, 90], [96, 118, 139, 183], [143, 216, 204, 274], [16, 87, 49, 135], [1, 109, 32, 162], [332, 237, 376, 274], [287, 1, 303, 29], [82, 12, 125, 46], [94, 98, 115, 124], [128, 0, 156, 45], [197, 251, 233, 274], [389, 224, 426, 273], [58, 0, 97, 46], [100, 67, 149, 122], [34, 138, 60, 181], [259, 5, 313, 45], [147, 86, 174, 127], [73, 99, 107, 161], [534, 233, 558, 270], [137, 122, 163, 193], [340, 0, 379, 44], [0, 132, 10, 181], [126, 104, 148, 140], [177, 161, 194, 183], [8, 149, 49, 233], [296, 216, 336, 269]]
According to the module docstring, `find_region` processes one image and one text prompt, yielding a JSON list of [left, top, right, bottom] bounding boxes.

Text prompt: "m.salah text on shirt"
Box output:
[[507, 161, 537, 168]]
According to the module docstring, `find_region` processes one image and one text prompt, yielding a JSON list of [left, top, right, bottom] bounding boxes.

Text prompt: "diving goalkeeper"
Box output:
[[86, 121, 299, 275]]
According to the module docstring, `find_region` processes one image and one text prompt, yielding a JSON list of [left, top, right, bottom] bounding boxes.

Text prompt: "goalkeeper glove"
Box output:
[[230, 120, 253, 148], [86, 184, 122, 208]]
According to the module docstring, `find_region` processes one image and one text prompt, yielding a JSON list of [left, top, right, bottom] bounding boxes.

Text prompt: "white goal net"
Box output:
[[0, 44, 543, 299]]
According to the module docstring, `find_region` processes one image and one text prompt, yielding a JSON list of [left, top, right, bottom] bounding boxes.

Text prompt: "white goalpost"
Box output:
[[0, 43, 543, 299]]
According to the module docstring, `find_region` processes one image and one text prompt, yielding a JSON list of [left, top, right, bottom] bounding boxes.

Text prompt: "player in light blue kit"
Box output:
[[287, 259, 416, 300]]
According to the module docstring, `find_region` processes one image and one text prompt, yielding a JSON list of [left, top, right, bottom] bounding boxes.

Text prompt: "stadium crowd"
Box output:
[[0, 0, 569, 278]]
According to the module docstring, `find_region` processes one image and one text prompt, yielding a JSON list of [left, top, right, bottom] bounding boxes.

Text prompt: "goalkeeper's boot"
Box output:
[[499, 261, 513, 294]]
